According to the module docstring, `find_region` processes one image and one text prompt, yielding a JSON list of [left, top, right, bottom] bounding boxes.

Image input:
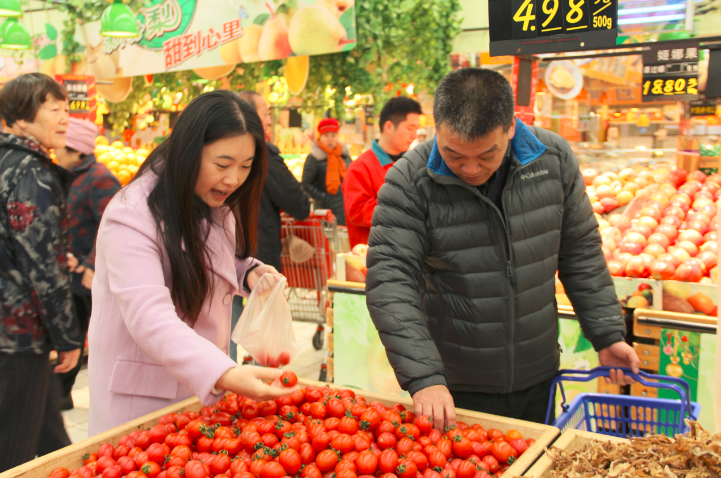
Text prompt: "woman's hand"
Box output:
[[67, 253, 79, 273], [247, 265, 285, 294], [215, 365, 300, 401]]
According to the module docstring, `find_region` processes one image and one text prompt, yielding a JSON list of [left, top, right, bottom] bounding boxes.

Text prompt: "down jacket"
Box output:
[[366, 119, 625, 396], [301, 142, 352, 226]]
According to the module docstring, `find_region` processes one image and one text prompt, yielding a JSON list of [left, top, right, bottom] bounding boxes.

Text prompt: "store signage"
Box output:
[[48, 0, 357, 78], [642, 43, 699, 102], [488, 0, 618, 56], [55, 74, 96, 122], [511, 57, 538, 124], [690, 99, 717, 117]]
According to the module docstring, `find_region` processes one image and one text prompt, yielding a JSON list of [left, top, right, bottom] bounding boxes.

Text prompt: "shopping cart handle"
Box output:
[[544, 367, 695, 426]]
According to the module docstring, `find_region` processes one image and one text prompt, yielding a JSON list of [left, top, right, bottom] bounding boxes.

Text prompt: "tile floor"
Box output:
[[63, 321, 327, 444]]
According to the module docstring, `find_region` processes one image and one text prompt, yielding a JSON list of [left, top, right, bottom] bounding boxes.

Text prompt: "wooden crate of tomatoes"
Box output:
[[0, 377, 559, 478]]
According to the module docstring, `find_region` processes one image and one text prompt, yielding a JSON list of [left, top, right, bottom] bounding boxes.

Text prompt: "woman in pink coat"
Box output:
[[88, 91, 299, 435]]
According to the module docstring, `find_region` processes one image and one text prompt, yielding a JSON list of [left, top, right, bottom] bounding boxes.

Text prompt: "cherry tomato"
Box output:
[[279, 448, 302, 475], [396, 437, 414, 456], [454, 461, 476, 478], [525, 438, 536, 448], [396, 459, 418, 478], [96, 457, 116, 474], [117, 456, 137, 475], [300, 442, 316, 464], [490, 441, 517, 465], [406, 451, 428, 472], [185, 461, 208, 478], [480, 456, 499, 474], [260, 462, 286, 478], [101, 466, 122, 478], [316, 449, 340, 472], [436, 439, 452, 459], [281, 371, 298, 388], [83, 453, 98, 466], [165, 466, 184, 478], [413, 416, 433, 435], [376, 432, 397, 451], [127, 472, 148, 478], [359, 408, 380, 431], [301, 464, 323, 478], [452, 437, 472, 459], [211, 454, 232, 475], [356, 450, 379, 475], [486, 430, 504, 443], [50, 468, 70, 478], [140, 462, 161, 478], [378, 449, 399, 474], [98, 444, 115, 458], [471, 440, 491, 458], [427, 450, 447, 470], [331, 434, 355, 454]]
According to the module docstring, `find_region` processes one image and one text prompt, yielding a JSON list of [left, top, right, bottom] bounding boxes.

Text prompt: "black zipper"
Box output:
[[462, 160, 536, 393]]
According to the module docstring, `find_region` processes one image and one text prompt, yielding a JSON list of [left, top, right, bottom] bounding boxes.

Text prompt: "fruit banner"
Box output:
[[659, 329, 700, 402], [38, 0, 356, 83], [556, 318, 599, 415]]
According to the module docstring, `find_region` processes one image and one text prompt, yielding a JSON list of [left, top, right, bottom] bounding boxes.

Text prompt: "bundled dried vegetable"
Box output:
[[545, 421, 721, 478]]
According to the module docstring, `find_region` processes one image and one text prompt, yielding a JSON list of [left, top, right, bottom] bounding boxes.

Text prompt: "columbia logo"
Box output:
[[521, 169, 549, 180]]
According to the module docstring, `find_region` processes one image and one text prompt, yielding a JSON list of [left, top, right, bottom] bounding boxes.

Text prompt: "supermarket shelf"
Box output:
[[327, 279, 366, 295], [634, 308, 717, 335]]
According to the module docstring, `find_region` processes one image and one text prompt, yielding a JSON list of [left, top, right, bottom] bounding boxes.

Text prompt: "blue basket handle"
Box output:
[[560, 366, 694, 405], [544, 367, 695, 426]]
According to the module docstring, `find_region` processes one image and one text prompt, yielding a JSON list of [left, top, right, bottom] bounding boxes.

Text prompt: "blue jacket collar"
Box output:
[[372, 140, 393, 167], [428, 118, 548, 177]]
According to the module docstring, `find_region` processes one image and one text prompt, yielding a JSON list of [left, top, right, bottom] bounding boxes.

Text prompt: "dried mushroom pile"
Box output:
[[546, 421, 721, 477]]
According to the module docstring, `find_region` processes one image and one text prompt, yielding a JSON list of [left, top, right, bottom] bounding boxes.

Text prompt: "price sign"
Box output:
[[690, 99, 717, 117], [642, 44, 699, 102], [490, 0, 617, 56], [55, 74, 96, 121]]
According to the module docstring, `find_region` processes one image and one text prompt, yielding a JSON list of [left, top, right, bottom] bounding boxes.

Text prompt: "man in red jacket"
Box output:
[[343, 97, 422, 247]]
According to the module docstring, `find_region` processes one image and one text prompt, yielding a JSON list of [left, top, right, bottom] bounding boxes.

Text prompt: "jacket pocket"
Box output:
[[108, 360, 179, 400]]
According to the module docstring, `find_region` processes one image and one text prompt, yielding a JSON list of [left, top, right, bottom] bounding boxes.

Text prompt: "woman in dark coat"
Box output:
[[0, 73, 82, 471], [301, 118, 352, 225]]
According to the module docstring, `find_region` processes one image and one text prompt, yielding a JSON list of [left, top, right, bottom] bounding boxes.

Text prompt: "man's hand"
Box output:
[[412, 385, 456, 432], [55, 348, 81, 373], [598, 341, 641, 385]]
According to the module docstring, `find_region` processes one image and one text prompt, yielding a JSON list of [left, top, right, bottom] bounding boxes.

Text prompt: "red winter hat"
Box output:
[[318, 118, 340, 135]]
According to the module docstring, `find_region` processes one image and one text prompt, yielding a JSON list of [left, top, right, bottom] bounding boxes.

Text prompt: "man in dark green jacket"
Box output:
[[366, 68, 640, 428]]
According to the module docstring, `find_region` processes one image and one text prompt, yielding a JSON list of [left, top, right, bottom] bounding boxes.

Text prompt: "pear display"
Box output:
[[259, 14, 293, 61], [288, 5, 348, 56], [238, 24, 264, 63]]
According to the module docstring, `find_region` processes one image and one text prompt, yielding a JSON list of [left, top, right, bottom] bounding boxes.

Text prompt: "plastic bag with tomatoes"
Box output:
[[231, 274, 306, 366]]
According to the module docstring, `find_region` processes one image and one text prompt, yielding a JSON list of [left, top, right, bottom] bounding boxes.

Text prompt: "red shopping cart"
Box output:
[[280, 210, 342, 361]]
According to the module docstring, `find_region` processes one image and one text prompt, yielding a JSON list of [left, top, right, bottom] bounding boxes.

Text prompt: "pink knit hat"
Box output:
[[65, 118, 98, 155]]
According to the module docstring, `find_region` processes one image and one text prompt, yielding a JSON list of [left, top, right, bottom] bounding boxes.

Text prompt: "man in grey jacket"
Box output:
[[366, 68, 640, 428]]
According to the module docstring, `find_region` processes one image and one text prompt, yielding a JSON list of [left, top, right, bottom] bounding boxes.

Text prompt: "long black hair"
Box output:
[[132, 90, 267, 326]]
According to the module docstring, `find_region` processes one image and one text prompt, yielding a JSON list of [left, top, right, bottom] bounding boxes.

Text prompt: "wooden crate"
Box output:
[[630, 381, 659, 398], [0, 381, 559, 478], [596, 380, 622, 395], [676, 150, 721, 173], [523, 429, 629, 478], [633, 342, 660, 372], [633, 319, 661, 340]]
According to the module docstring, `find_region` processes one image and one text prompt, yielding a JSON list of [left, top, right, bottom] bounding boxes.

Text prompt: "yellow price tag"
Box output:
[[513, 0, 536, 32]]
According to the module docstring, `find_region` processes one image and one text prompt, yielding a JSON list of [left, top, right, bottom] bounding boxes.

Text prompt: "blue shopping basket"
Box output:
[[545, 367, 700, 438]]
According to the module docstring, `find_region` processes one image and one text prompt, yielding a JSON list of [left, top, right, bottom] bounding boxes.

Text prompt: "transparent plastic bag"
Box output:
[[231, 274, 306, 366]]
